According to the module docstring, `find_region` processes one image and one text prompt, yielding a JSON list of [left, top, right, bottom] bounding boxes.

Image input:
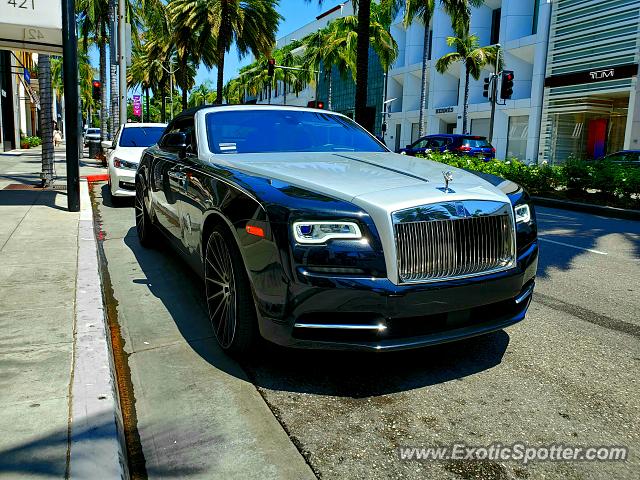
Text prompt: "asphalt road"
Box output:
[[92, 185, 639, 480]]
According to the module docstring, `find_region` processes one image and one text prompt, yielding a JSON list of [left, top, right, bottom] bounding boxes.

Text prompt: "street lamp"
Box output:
[[160, 64, 179, 120]]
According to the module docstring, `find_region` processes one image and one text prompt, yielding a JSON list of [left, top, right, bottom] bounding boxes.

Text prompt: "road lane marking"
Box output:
[[538, 237, 608, 255]]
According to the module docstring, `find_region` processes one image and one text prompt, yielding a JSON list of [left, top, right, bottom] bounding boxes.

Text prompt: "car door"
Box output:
[[150, 121, 186, 245], [172, 116, 208, 269], [409, 138, 430, 156]]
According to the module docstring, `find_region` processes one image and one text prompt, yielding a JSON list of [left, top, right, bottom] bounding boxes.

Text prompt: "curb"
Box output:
[[69, 179, 129, 479], [83, 174, 110, 183], [532, 196, 640, 221]]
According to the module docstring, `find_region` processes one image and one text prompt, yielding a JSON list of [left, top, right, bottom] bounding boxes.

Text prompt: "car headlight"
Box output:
[[113, 157, 138, 170], [293, 221, 362, 244], [514, 204, 531, 224]]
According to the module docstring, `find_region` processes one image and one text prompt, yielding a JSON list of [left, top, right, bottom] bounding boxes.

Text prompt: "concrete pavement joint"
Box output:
[[69, 180, 129, 479]]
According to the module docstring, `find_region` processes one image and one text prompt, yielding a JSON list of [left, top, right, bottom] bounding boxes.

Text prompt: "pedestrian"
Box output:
[[53, 127, 62, 147]]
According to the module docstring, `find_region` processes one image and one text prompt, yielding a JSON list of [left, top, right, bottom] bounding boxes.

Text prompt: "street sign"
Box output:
[[0, 0, 63, 53], [133, 95, 142, 118]]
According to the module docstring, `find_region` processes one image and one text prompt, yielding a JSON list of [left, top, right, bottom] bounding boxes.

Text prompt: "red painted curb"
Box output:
[[82, 174, 110, 183]]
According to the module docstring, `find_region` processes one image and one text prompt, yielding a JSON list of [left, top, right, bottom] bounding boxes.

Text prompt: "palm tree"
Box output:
[[435, 34, 499, 134], [168, 0, 281, 105], [189, 81, 217, 107], [52, 49, 96, 125], [303, 3, 397, 112], [77, 0, 110, 139], [440, 0, 485, 36], [38, 54, 54, 187]]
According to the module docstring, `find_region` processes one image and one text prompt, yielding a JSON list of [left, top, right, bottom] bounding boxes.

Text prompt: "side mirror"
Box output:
[[161, 132, 188, 157], [101, 140, 113, 150]]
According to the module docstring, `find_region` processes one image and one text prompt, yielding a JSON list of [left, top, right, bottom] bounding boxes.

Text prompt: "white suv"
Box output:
[[104, 123, 167, 199]]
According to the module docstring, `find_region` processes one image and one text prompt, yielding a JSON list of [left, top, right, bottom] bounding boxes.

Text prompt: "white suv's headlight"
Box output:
[[514, 204, 531, 224], [113, 157, 138, 170], [293, 221, 362, 244]]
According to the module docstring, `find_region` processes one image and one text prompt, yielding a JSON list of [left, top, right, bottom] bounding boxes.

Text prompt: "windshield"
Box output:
[[87, 129, 100, 135], [461, 137, 492, 148], [206, 110, 386, 154], [119, 127, 165, 148]]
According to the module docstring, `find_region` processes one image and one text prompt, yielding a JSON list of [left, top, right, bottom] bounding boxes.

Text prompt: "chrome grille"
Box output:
[[393, 204, 515, 283]]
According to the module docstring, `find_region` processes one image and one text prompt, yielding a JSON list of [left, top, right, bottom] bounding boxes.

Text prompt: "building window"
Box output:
[[411, 123, 420, 143], [490, 8, 501, 45], [532, 0, 539, 35], [471, 118, 490, 139], [507, 115, 529, 161]]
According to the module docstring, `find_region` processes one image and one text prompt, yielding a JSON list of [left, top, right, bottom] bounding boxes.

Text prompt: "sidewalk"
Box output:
[[0, 146, 122, 479]]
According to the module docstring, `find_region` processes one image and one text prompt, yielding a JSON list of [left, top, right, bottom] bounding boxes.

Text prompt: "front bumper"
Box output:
[[256, 241, 538, 351], [109, 168, 136, 197]]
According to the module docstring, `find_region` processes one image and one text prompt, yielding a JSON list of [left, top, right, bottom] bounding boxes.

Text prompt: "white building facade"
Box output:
[[260, 0, 640, 164]]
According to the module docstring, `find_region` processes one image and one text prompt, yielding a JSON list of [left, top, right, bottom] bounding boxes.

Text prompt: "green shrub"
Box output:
[[562, 158, 592, 191], [418, 152, 639, 205]]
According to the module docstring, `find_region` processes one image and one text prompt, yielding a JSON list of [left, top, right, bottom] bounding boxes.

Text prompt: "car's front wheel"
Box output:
[[204, 226, 257, 355], [135, 176, 156, 248]]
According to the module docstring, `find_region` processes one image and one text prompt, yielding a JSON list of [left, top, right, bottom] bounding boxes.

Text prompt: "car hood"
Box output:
[[208, 151, 510, 209], [113, 147, 147, 162]]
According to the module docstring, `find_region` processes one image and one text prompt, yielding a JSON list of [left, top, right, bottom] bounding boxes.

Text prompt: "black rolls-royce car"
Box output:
[[135, 106, 538, 354]]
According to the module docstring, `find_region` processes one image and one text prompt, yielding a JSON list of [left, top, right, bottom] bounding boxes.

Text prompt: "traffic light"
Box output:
[[306, 100, 325, 109], [483, 77, 490, 99], [267, 58, 276, 77], [92, 80, 101, 102], [500, 70, 514, 100]]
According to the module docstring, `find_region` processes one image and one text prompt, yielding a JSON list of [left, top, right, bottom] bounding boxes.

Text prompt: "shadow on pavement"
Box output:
[[120, 222, 509, 398], [0, 189, 67, 210], [535, 208, 640, 278], [0, 412, 203, 478]]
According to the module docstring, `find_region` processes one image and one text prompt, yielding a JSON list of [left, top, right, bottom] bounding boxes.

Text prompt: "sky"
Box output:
[[92, 0, 345, 95]]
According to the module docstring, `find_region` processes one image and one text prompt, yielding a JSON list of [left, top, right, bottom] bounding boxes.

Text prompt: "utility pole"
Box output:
[[62, 0, 80, 211], [118, 0, 127, 126], [160, 64, 178, 120], [488, 44, 501, 145]]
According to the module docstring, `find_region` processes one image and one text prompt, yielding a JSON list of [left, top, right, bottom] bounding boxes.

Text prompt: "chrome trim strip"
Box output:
[[515, 283, 535, 304], [294, 323, 387, 331]]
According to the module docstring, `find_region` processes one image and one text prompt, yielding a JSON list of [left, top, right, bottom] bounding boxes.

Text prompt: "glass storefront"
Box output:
[[318, 46, 385, 136], [545, 95, 628, 163], [506, 115, 529, 161]]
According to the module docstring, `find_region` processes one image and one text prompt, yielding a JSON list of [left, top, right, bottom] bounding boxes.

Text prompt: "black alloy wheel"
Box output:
[[205, 226, 256, 354], [135, 176, 155, 248]]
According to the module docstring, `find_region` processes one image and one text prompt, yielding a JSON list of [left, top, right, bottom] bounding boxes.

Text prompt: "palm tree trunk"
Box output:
[[354, 0, 371, 130], [463, 63, 470, 134], [216, 1, 229, 105], [109, 0, 118, 137], [145, 86, 150, 122], [182, 88, 188, 110], [328, 71, 333, 111], [39, 54, 54, 187], [99, 33, 108, 141], [418, 23, 430, 137]]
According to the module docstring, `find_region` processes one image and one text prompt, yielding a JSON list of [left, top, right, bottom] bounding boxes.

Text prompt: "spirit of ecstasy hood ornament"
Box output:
[[443, 171, 454, 193]]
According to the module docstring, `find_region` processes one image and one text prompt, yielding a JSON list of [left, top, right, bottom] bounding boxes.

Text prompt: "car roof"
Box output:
[[172, 104, 348, 122], [122, 122, 167, 128]]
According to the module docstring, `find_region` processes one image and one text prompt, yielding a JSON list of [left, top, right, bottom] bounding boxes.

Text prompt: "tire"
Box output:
[[135, 176, 156, 248], [204, 225, 257, 355]]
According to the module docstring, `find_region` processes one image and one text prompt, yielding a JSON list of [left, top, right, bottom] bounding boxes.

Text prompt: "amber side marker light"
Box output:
[[246, 224, 266, 238]]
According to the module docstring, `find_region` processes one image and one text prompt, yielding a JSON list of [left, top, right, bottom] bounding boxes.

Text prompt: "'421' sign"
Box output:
[[0, 0, 63, 53]]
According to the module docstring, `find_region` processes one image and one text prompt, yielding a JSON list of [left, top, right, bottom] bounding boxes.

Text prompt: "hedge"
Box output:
[[418, 152, 640, 208]]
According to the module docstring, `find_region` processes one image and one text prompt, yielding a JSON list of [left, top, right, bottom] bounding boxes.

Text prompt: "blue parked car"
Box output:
[[399, 134, 496, 161]]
